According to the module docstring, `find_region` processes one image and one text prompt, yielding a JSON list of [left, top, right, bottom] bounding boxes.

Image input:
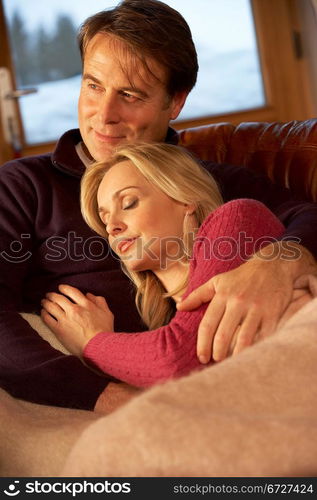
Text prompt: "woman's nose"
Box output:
[[106, 219, 126, 236]]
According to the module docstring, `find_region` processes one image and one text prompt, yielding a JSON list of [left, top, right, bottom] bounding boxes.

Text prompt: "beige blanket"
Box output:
[[62, 281, 317, 477], [20, 313, 70, 355]]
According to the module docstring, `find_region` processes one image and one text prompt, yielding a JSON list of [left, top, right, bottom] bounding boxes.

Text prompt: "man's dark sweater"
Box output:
[[0, 128, 316, 409]]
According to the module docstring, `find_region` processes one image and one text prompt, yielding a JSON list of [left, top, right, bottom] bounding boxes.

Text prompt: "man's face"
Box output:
[[78, 34, 186, 161]]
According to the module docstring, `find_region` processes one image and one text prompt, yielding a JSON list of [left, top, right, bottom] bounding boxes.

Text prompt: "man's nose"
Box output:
[[97, 93, 120, 124]]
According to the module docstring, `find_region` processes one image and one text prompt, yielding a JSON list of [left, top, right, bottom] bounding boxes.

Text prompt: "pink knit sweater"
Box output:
[[83, 199, 285, 387]]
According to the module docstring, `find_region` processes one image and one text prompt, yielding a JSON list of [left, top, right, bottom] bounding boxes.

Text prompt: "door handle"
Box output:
[[5, 88, 38, 99], [0, 67, 37, 154]]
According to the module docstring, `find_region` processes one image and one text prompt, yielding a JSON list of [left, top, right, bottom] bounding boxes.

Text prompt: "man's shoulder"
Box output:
[[1, 129, 83, 179], [1, 152, 53, 176], [200, 159, 248, 177]]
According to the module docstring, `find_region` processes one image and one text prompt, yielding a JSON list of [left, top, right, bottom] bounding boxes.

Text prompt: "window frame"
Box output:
[[0, 0, 314, 162]]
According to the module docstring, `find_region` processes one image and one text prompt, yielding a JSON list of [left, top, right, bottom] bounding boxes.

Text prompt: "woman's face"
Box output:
[[97, 160, 188, 272]]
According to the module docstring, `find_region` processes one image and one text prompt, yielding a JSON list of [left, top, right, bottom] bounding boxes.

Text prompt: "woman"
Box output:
[[41, 143, 285, 387]]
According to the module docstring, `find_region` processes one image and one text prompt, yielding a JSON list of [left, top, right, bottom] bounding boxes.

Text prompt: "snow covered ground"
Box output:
[[20, 48, 264, 144]]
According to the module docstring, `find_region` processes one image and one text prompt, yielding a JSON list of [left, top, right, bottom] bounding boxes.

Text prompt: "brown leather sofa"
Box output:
[[178, 119, 317, 202]]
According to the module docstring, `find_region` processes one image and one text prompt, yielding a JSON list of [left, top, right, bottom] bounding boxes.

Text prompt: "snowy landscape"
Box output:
[[4, 0, 264, 144]]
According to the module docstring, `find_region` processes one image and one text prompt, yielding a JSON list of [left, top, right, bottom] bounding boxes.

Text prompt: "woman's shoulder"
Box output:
[[197, 198, 280, 238]]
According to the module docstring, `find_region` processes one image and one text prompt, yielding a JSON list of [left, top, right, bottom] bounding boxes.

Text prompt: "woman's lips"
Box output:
[[117, 238, 137, 254]]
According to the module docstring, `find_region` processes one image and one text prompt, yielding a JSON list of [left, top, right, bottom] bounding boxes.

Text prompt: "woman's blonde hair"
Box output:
[[81, 142, 223, 329]]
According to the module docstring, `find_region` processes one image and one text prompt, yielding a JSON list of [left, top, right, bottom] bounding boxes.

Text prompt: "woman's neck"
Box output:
[[154, 260, 189, 302]]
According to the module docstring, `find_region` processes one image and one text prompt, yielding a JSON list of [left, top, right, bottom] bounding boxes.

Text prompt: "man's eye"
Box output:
[[88, 83, 100, 91], [120, 91, 139, 102]]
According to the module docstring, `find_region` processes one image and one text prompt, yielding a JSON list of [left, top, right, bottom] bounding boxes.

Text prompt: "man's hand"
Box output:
[[41, 284, 114, 357], [277, 273, 317, 329], [177, 242, 317, 363]]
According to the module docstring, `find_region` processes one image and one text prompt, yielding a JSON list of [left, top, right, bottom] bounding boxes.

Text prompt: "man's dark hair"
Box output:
[[78, 0, 198, 96]]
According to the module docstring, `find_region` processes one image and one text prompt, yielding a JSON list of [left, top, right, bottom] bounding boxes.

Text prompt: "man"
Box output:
[[0, 0, 316, 410]]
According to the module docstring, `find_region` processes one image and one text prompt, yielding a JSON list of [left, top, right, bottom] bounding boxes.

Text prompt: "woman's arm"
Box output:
[[42, 199, 285, 388]]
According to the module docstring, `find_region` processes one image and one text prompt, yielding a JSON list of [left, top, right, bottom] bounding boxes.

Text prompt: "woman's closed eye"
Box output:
[[99, 199, 138, 226], [123, 199, 138, 210]]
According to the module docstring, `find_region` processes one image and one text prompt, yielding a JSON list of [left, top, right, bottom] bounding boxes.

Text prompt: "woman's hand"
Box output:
[[41, 284, 114, 357]]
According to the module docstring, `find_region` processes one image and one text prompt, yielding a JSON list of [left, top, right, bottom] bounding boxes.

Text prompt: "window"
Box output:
[[0, 0, 313, 160], [3, 0, 264, 145], [168, 0, 265, 120]]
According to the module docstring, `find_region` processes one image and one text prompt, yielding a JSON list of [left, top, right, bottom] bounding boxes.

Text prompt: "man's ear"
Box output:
[[170, 91, 188, 120]]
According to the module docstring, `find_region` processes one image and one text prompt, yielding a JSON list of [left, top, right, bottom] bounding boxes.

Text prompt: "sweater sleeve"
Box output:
[[202, 161, 317, 258], [83, 199, 285, 388]]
